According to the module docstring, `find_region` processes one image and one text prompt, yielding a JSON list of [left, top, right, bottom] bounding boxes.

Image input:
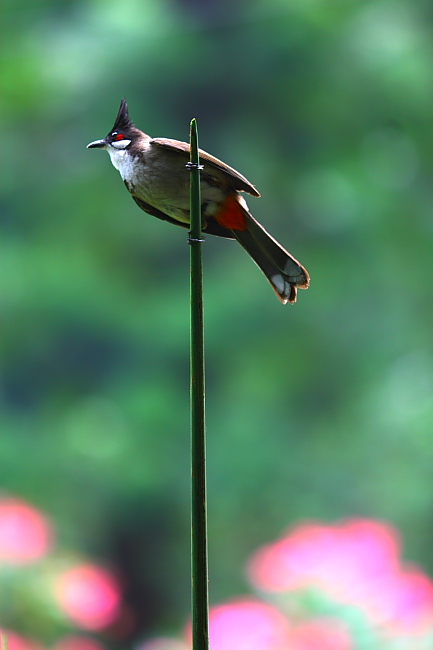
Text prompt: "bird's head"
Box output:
[[87, 98, 138, 152]]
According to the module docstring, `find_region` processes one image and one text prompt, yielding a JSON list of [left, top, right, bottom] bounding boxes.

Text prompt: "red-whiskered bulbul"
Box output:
[[87, 99, 310, 303]]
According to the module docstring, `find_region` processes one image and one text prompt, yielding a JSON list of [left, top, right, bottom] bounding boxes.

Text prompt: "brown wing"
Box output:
[[150, 137, 261, 198]]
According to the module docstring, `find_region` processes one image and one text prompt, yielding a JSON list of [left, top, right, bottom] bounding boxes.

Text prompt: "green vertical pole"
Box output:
[[188, 119, 209, 650]]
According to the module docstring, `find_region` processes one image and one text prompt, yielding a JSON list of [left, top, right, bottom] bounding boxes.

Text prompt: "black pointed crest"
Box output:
[[111, 98, 134, 133]]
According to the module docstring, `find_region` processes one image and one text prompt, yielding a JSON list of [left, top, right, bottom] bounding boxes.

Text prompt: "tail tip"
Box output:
[[271, 274, 309, 305]]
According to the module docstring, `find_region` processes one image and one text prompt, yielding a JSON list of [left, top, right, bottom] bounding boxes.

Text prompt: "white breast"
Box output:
[[107, 144, 138, 183]]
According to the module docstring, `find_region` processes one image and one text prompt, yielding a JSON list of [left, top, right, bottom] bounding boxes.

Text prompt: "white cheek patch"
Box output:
[[111, 139, 131, 149]]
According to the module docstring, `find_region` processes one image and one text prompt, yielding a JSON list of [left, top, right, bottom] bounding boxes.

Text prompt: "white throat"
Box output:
[[106, 142, 136, 182]]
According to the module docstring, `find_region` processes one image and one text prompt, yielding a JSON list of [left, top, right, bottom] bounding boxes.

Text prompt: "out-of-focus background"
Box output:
[[3, 0, 433, 648]]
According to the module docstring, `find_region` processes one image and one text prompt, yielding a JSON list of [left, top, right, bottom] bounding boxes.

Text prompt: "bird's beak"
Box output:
[[87, 139, 107, 149]]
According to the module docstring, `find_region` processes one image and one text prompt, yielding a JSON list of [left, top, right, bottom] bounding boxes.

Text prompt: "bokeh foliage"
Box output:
[[3, 0, 433, 642]]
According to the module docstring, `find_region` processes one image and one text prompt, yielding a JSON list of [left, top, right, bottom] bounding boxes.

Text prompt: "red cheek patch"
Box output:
[[115, 133, 124, 141], [214, 195, 247, 231]]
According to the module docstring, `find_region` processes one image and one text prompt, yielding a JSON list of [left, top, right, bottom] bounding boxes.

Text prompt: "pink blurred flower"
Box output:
[[52, 636, 106, 650], [186, 598, 291, 650], [363, 566, 433, 632], [248, 518, 433, 634], [138, 639, 189, 650], [1, 630, 43, 650], [0, 498, 52, 564], [248, 519, 399, 595], [54, 564, 121, 630], [289, 619, 352, 650]]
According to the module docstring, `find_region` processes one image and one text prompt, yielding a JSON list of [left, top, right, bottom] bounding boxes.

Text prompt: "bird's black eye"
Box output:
[[111, 131, 118, 137]]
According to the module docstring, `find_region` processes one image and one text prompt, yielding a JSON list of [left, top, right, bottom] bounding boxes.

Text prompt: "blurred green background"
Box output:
[[3, 0, 433, 644]]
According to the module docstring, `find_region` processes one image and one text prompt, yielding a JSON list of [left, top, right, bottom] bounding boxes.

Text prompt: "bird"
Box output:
[[87, 99, 309, 304]]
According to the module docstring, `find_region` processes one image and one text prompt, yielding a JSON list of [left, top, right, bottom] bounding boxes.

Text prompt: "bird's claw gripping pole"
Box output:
[[188, 119, 209, 650]]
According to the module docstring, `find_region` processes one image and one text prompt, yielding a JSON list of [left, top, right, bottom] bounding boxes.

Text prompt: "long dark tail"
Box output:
[[232, 212, 310, 304]]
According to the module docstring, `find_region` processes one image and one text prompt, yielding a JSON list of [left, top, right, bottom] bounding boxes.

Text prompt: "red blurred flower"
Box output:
[[185, 598, 291, 650], [0, 498, 52, 565], [54, 564, 121, 630], [248, 518, 433, 634]]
